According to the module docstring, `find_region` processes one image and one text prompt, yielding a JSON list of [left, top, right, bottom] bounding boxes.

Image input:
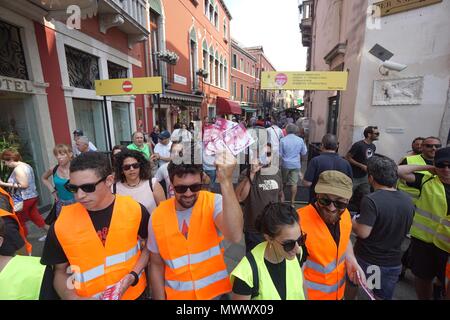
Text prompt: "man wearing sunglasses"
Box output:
[[345, 126, 379, 193], [41, 152, 150, 300], [148, 150, 243, 300], [297, 170, 366, 300], [398, 147, 450, 300]]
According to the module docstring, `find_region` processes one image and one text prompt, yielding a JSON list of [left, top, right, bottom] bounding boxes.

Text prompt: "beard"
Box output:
[[177, 194, 198, 209], [320, 208, 342, 225]]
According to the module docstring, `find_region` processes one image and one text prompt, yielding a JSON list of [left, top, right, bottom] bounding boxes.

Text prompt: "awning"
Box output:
[[216, 97, 242, 115]]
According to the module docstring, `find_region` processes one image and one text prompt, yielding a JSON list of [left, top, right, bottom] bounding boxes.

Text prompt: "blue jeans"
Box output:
[[357, 257, 402, 300]]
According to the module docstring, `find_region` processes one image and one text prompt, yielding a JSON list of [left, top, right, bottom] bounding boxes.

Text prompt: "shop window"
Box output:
[[0, 20, 28, 80], [107, 61, 128, 79], [73, 99, 107, 151], [65, 46, 99, 90], [112, 102, 132, 145]]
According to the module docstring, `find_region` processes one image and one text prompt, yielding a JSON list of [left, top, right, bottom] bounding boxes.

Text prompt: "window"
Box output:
[[112, 102, 131, 145], [224, 60, 228, 90], [203, 49, 208, 80], [214, 6, 218, 28], [214, 59, 219, 86], [73, 99, 107, 151], [240, 58, 243, 71], [209, 49, 214, 85], [204, 0, 209, 17], [223, 19, 228, 40], [107, 61, 128, 79], [240, 84, 244, 101], [150, 10, 160, 76], [232, 54, 237, 68], [233, 82, 237, 99], [256, 67, 259, 79], [190, 39, 197, 90], [65, 46, 99, 89], [252, 65, 255, 77], [0, 20, 28, 79]]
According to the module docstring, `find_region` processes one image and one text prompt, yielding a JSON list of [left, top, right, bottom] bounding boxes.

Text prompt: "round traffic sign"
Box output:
[[122, 80, 133, 92]]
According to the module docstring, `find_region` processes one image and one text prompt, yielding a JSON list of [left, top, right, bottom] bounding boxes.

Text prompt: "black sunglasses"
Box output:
[[278, 232, 307, 253], [173, 183, 203, 194], [317, 197, 348, 210], [435, 163, 450, 169], [64, 177, 107, 193], [122, 163, 140, 171], [424, 144, 442, 149]]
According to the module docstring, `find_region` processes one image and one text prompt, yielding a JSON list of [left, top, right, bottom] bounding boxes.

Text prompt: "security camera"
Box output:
[[381, 61, 407, 72]]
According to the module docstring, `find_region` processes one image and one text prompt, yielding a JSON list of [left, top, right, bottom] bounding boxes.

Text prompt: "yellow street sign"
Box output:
[[261, 72, 348, 91], [373, 0, 442, 17], [95, 77, 163, 96]]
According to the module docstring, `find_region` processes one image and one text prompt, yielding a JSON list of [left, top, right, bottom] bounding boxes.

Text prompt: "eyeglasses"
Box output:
[[173, 183, 203, 194], [277, 232, 307, 253], [435, 163, 450, 169], [64, 177, 107, 193], [122, 163, 140, 171], [317, 197, 348, 210], [424, 144, 442, 149]]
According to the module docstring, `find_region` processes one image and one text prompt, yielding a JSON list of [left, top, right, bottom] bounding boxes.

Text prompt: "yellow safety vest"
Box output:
[[397, 155, 429, 204], [434, 215, 450, 253], [230, 242, 306, 300], [0, 255, 45, 300], [412, 176, 447, 245]]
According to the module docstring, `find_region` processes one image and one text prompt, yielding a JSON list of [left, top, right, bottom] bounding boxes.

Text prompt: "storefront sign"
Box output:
[[174, 74, 187, 86], [0, 76, 35, 94], [373, 0, 442, 17], [261, 72, 348, 90], [95, 77, 163, 96]]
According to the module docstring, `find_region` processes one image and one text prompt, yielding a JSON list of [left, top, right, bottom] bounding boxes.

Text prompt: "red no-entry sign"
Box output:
[[122, 80, 133, 92]]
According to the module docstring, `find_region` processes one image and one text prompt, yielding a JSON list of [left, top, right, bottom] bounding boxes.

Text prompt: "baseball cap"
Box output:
[[73, 129, 83, 136], [434, 147, 450, 165], [315, 170, 353, 200], [159, 130, 171, 140]]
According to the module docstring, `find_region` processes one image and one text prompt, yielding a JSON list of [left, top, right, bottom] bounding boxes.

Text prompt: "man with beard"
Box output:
[[297, 171, 366, 300], [148, 150, 243, 300]]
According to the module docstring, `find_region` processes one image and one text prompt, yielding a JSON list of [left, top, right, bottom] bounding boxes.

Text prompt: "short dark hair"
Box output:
[[0, 217, 5, 239], [168, 162, 202, 184], [114, 149, 151, 183], [423, 136, 441, 143], [412, 137, 425, 144], [321, 134, 338, 151], [367, 155, 398, 188], [363, 126, 378, 138], [255, 203, 299, 238], [70, 152, 112, 178]]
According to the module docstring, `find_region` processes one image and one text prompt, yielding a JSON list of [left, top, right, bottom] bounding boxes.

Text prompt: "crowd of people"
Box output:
[[0, 117, 449, 301]]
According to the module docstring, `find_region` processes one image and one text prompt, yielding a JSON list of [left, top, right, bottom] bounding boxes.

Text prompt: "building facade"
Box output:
[[0, 0, 149, 205], [149, 0, 232, 129], [300, 0, 450, 162]]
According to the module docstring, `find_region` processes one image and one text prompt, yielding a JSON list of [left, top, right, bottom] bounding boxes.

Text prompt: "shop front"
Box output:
[[158, 90, 202, 131]]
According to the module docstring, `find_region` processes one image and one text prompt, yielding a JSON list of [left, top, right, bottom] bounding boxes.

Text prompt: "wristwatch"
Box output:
[[129, 271, 139, 287]]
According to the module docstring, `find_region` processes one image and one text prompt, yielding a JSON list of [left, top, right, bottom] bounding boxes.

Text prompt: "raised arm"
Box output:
[[397, 165, 435, 183]]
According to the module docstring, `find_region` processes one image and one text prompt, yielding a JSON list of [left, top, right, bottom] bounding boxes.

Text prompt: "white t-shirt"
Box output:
[[147, 194, 223, 253], [154, 142, 172, 167], [154, 163, 175, 198], [171, 129, 192, 143], [267, 125, 283, 150], [113, 178, 158, 215]]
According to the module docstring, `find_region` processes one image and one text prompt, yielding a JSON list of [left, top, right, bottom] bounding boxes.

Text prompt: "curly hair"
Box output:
[[255, 202, 299, 238], [114, 149, 151, 183]]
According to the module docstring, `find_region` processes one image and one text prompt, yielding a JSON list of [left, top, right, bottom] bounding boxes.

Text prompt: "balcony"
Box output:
[[299, 0, 313, 47]]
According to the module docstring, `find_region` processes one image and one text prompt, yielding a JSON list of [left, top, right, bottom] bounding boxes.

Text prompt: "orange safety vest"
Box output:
[[0, 187, 32, 254], [298, 204, 352, 300], [152, 191, 231, 300], [54, 195, 146, 299]]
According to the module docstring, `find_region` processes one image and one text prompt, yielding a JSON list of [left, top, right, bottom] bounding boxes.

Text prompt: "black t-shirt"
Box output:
[[304, 153, 353, 203], [399, 155, 433, 166], [0, 217, 25, 256], [354, 190, 414, 266], [407, 173, 450, 216], [347, 140, 376, 178], [41, 200, 150, 266]]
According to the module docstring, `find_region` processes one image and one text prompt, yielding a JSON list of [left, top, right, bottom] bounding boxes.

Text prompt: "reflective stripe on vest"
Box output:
[[305, 255, 346, 274], [73, 242, 140, 283], [164, 245, 221, 270], [166, 270, 229, 291], [411, 220, 437, 237], [415, 207, 444, 223], [305, 276, 346, 294]]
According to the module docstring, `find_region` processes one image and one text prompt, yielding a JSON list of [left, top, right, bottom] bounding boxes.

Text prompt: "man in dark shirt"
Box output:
[[346, 126, 379, 193], [304, 134, 352, 203], [41, 152, 150, 300], [0, 191, 26, 256], [352, 155, 414, 300], [235, 143, 284, 252]]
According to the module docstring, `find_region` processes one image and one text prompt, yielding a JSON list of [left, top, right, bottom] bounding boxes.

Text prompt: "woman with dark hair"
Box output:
[[113, 150, 165, 214], [0, 149, 49, 239], [230, 202, 307, 300]]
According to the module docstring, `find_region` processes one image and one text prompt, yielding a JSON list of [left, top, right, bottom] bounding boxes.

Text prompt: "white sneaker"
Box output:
[[38, 235, 47, 242]]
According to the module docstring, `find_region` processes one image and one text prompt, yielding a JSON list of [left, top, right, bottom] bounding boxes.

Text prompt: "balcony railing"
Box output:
[[109, 0, 147, 30], [299, 0, 313, 47]]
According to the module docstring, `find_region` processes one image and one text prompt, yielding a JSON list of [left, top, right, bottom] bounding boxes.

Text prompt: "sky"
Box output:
[[224, 0, 307, 71]]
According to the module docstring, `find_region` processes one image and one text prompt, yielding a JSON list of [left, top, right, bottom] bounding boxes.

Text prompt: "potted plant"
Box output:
[[157, 50, 179, 65]]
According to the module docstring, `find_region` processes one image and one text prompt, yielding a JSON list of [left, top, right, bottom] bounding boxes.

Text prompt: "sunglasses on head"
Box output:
[[173, 183, 203, 194], [122, 163, 140, 171], [424, 144, 442, 149], [317, 197, 348, 210], [435, 162, 450, 169], [277, 232, 307, 253], [64, 176, 107, 193]]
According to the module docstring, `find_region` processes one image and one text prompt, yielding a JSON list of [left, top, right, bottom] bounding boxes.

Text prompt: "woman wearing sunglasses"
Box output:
[[113, 150, 166, 215], [230, 202, 307, 300]]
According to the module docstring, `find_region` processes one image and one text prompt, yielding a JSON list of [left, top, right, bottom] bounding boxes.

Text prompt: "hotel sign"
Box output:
[[261, 72, 348, 91], [0, 76, 35, 94], [95, 77, 163, 96], [373, 0, 442, 17]]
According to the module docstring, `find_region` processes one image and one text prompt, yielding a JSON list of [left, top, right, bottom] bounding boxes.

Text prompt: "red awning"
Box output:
[[216, 97, 242, 115]]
